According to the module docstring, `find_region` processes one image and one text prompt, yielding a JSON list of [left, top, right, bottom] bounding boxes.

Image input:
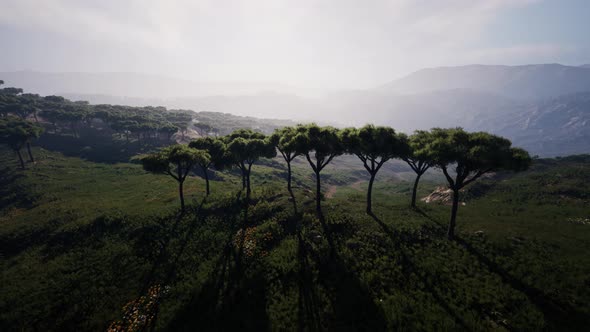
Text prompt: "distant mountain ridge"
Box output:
[[493, 92, 590, 156], [2, 64, 590, 156], [379, 63, 590, 100]]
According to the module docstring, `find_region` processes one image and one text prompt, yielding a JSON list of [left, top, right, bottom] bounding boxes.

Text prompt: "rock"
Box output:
[[421, 186, 466, 206]]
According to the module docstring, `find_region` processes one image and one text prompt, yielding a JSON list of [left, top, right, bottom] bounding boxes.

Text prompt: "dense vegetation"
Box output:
[[1, 83, 589, 331], [0, 82, 294, 163]]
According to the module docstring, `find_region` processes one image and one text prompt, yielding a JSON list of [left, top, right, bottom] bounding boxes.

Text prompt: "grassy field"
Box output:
[[1, 147, 589, 331]]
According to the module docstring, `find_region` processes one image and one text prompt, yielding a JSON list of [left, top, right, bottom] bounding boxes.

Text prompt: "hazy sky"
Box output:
[[0, 0, 588, 89]]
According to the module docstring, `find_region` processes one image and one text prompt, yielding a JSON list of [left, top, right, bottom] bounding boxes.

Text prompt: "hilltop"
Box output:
[[1, 146, 589, 331]]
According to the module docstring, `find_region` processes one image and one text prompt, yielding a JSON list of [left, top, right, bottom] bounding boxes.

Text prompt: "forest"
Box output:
[[1, 81, 590, 331]]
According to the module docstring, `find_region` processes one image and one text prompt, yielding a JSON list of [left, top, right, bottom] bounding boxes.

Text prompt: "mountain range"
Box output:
[[1, 63, 589, 156], [379, 63, 590, 100]]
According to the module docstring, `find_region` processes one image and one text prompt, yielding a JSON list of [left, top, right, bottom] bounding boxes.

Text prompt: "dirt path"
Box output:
[[325, 180, 365, 199], [325, 185, 337, 199]]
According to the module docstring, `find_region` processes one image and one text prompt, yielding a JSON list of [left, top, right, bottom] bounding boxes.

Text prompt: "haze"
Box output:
[[1, 0, 589, 90]]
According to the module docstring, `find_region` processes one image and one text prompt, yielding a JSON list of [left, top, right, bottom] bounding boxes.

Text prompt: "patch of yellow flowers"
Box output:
[[107, 284, 167, 332]]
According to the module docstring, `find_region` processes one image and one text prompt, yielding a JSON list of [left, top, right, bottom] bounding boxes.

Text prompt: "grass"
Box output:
[[1, 147, 589, 331]]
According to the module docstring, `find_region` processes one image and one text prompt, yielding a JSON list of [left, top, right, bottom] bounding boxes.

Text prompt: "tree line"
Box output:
[[0, 116, 44, 169], [0, 81, 216, 146], [0, 82, 293, 146], [139, 124, 531, 240], [1, 81, 531, 240]]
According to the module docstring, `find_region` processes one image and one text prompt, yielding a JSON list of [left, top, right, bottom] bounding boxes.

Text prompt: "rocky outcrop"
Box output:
[[421, 186, 466, 206]]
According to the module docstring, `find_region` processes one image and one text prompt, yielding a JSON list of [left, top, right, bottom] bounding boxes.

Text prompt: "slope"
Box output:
[[1, 147, 589, 331]]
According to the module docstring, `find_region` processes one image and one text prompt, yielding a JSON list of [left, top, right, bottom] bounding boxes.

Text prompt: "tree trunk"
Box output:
[[315, 171, 322, 214], [246, 163, 253, 196], [411, 173, 422, 208], [367, 172, 376, 214], [16, 149, 25, 169], [246, 172, 251, 196], [287, 160, 292, 192], [203, 166, 210, 195], [179, 180, 185, 212], [26, 142, 34, 162], [241, 166, 247, 190], [447, 188, 459, 240]]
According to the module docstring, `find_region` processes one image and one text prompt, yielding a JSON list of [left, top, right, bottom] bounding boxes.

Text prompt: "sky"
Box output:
[[0, 0, 589, 89]]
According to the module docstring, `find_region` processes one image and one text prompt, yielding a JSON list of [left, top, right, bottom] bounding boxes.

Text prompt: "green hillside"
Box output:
[[1, 146, 589, 331]]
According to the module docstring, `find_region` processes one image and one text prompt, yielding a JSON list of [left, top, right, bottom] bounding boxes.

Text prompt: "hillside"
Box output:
[[490, 92, 590, 156], [4, 2, 590, 331], [379, 64, 590, 101], [1, 146, 589, 331], [317, 88, 590, 157], [3, 64, 590, 157]]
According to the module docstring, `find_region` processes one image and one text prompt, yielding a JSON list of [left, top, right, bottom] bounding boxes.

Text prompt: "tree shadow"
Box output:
[[296, 231, 322, 331], [317, 212, 337, 258], [116, 199, 214, 331], [161, 199, 212, 284], [160, 239, 270, 331], [318, 253, 388, 331], [413, 207, 447, 230], [294, 209, 388, 331], [454, 236, 590, 330], [161, 233, 267, 331], [414, 208, 590, 329], [0, 166, 37, 211], [160, 195, 270, 331], [368, 211, 471, 330], [288, 188, 298, 215]]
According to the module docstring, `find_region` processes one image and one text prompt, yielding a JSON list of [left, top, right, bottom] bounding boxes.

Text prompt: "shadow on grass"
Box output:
[[0, 166, 34, 210], [318, 250, 388, 330], [135, 205, 197, 294], [293, 206, 388, 331], [455, 236, 590, 330], [160, 195, 271, 331], [288, 188, 298, 215], [108, 195, 244, 331], [161, 193, 388, 331], [296, 231, 322, 331], [414, 207, 590, 330], [368, 211, 471, 330]]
